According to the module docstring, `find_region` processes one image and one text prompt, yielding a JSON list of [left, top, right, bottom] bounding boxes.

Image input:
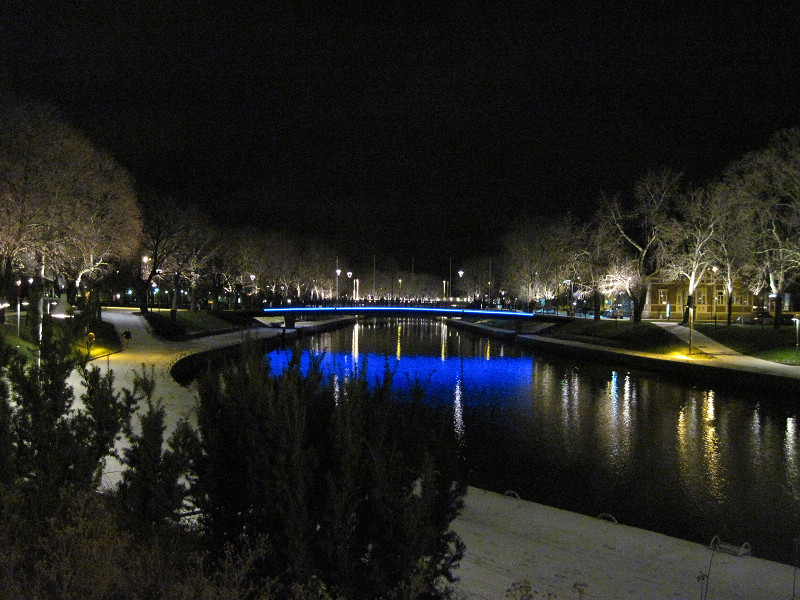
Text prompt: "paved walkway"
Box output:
[[653, 320, 800, 380], [79, 309, 798, 600]]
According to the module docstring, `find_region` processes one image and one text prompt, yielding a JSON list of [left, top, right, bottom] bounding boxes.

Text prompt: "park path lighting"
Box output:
[[15, 279, 21, 337], [346, 271, 353, 302], [794, 317, 799, 356], [711, 266, 719, 325]]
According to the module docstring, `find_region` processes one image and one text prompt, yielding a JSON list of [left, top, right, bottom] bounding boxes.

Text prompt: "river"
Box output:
[[267, 317, 800, 564]]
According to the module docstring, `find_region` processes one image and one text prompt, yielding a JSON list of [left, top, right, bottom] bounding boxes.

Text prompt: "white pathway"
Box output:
[[81, 309, 797, 600]]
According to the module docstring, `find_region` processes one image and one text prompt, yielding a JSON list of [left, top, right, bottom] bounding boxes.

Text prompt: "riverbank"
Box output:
[[81, 309, 798, 600], [447, 317, 800, 393]]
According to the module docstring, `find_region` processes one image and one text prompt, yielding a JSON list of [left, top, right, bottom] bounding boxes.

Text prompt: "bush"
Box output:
[[191, 346, 467, 598]]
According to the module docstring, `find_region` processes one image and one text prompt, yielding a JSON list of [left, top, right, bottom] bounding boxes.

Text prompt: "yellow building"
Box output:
[[643, 270, 757, 321]]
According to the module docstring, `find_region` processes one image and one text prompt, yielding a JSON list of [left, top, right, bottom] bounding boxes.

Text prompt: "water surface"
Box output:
[[267, 318, 800, 564]]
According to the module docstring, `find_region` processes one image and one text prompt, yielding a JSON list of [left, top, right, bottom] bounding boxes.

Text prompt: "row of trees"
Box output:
[[0, 96, 141, 336], [501, 129, 800, 328], [0, 95, 477, 332], [3, 93, 800, 333]]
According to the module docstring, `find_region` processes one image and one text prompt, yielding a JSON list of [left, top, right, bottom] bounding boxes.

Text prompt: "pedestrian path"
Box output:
[[653, 320, 800, 380]]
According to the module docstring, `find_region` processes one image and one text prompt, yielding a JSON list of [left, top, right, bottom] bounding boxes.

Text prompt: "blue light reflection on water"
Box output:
[[267, 348, 535, 410], [266, 318, 800, 564]]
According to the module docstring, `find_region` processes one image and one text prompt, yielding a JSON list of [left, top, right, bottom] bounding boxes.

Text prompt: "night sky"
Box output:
[[3, 3, 800, 275]]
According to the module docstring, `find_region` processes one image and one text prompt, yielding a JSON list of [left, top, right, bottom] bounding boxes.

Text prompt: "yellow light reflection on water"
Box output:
[[441, 320, 447, 361], [702, 391, 724, 502], [396, 323, 402, 361], [677, 391, 725, 503], [352, 322, 360, 362]]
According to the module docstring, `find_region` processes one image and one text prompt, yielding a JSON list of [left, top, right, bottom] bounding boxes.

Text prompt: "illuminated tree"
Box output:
[[571, 217, 617, 319], [655, 186, 719, 325], [706, 177, 760, 325], [603, 169, 681, 322], [720, 128, 800, 328], [0, 96, 140, 326], [162, 208, 220, 315], [137, 193, 186, 314], [501, 217, 579, 312]]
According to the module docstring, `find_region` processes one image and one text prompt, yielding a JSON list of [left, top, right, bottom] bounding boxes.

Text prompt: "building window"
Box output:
[[658, 289, 668, 304]]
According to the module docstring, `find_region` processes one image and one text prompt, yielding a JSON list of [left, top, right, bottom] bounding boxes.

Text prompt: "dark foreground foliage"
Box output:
[[193, 347, 467, 599], [0, 328, 466, 599]]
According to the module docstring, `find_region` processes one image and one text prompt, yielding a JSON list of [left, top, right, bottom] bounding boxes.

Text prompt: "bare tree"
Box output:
[[721, 129, 800, 328], [137, 194, 186, 314], [707, 177, 760, 325], [501, 218, 574, 312], [163, 208, 220, 316], [656, 187, 719, 319], [572, 217, 617, 320], [603, 169, 681, 322], [0, 96, 140, 332]]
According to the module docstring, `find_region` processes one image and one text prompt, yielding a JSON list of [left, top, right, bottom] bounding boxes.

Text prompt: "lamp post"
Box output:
[[336, 268, 341, 305], [449, 257, 452, 301], [347, 271, 352, 303], [711, 266, 719, 325], [15, 279, 21, 338], [398, 278, 402, 301], [443, 280, 447, 299], [794, 317, 799, 356]]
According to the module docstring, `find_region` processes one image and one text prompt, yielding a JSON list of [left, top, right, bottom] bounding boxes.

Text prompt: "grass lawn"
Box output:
[[1, 312, 122, 361], [171, 309, 236, 333], [144, 309, 238, 339], [472, 317, 690, 355], [695, 322, 800, 365], [542, 319, 690, 354]]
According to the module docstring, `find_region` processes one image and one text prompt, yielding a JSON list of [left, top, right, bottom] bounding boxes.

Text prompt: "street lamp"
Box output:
[[398, 278, 402, 301], [336, 268, 341, 304], [711, 266, 719, 325], [794, 317, 799, 356], [15, 279, 21, 338]]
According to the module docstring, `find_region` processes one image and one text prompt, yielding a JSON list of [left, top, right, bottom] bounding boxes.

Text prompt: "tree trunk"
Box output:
[[593, 289, 601, 321], [632, 287, 647, 323], [135, 279, 149, 314], [774, 292, 784, 330], [726, 294, 733, 326], [170, 272, 180, 321], [682, 294, 695, 326]]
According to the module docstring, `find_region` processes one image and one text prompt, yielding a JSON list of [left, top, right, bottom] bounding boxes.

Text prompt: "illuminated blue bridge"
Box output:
[[261, 306, 572, 325]]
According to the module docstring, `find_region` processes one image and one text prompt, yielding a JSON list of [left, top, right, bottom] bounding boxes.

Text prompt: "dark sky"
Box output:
[[3, 2, 800, 275]]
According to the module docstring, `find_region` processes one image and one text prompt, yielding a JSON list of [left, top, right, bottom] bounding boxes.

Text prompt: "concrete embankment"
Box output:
[[447, 317, 800, 394], [169, 317, 357, 385]]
